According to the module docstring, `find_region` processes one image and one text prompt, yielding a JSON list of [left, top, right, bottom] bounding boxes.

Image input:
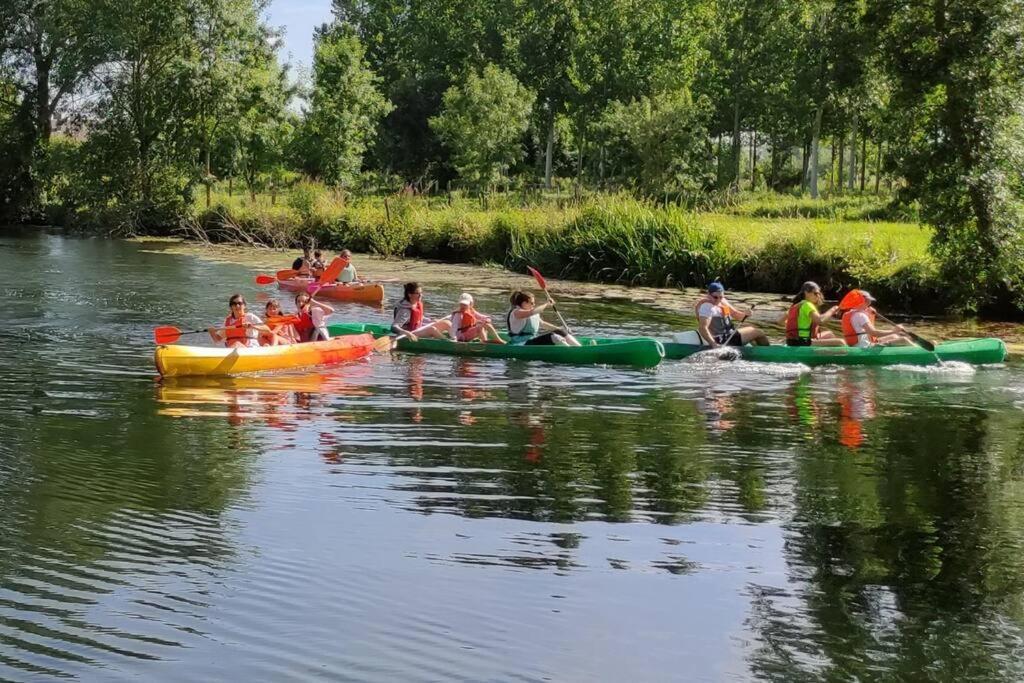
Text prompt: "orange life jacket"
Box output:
[[222, 315, 252, 346], [841, 308, 877, 346], [453, 309, 478, 332]]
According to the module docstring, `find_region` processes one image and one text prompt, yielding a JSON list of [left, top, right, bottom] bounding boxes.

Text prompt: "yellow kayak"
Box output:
[[154, 334, 376, 377]]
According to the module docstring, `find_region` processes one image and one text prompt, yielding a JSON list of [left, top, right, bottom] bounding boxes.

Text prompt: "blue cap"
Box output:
[[707, 282, 725, 294]]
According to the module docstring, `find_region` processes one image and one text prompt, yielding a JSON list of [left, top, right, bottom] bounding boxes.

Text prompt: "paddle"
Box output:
[[371, 332, 409, 354], [527, 266, 573, 334], [154, 325, 247, 345], [255, 269, 300, 285], [837, 290, 936, 352], [319, 257, 348, 285]]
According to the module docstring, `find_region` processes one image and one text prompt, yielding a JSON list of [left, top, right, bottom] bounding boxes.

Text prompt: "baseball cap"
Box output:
[[707, 282, 725, 294], [458, 293, 474, 306]]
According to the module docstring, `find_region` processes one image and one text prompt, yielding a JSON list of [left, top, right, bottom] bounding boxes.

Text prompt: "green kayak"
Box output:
[[662, 337, 1006, 366], [327, 322, 665, 368]]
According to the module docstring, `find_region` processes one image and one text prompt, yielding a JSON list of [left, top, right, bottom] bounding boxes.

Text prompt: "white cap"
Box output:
[[458, 293, 473, 306]]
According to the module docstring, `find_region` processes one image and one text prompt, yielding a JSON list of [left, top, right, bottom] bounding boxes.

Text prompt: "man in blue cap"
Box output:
[[696, 282, 769, 348]]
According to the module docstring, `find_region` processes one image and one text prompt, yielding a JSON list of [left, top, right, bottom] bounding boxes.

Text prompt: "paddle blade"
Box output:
[[255, 274, 276, 285], [372, 335, 398, 354], [266, 315, 300, 326], [306, 282, 324, 295], [319, 257, 347, 284], [153, 326, 182, 345], [908, 331, 936, 352], [527, 266, 548, 291], [276, 269, 298, 281]]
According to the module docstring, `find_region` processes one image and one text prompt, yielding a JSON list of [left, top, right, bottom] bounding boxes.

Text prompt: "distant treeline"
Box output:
[[1, 0, 1022, 312]]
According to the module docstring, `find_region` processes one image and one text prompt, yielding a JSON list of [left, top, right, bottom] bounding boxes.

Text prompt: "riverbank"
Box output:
[[186, 189, 947, 314]]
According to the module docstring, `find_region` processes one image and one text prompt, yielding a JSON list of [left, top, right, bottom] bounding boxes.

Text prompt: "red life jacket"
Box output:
[[294, 309, 314, 341], [395, 300, 423, 330], [784, 302, 820, 340], [842, 308, 877, 346]]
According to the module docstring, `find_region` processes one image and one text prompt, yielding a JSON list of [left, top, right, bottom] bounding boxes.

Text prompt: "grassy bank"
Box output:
[[193, 187, 941, 312]]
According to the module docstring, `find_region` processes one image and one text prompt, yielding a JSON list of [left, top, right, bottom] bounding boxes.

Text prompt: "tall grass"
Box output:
[[196, 186, 945, 311]]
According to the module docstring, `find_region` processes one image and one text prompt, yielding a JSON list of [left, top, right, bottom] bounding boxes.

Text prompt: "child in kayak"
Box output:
[[311, 250, 326, 277], [840, 290, 912, 347], [450, 293, 505, 343], [293, 292, 335, 342], [261, 299, 299, 345], [208, 294, 271, 348], [506, 291, 581, 346], [392, 282, 452, 341], [694, 282, 768, 347], [782, 281, 844, 346]]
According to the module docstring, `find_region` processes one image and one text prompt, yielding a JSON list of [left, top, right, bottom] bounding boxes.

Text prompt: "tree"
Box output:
[[872, 0, 1024, 310], [303, 25, 392, 186], [430, 64, 536, 190], [598, 89, 713, 196]]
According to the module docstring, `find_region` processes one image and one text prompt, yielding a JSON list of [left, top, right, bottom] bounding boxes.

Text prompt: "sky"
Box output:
[[265, 0, 333, 75]]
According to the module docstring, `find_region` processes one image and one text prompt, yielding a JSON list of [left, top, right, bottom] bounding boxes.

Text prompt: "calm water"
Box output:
[[2, 231, 1024, 682]]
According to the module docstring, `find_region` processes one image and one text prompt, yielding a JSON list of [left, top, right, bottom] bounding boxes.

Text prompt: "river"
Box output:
[[1, 230, 1023, 681]]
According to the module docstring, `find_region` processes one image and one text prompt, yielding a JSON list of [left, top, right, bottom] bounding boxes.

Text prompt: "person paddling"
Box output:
[[506, 290, 581, 346], [450, 293, 505, 343], [783, 281, 844, 347], [840, 290, 912, 347], [291, 247, 313, 277], [695, 282, 768, 348], [392, 282, 451, 342], [334, 249, 359, 284], [208, 294, 271, 348], [262, 299, 298, 346], [293, 291, 335, 342]]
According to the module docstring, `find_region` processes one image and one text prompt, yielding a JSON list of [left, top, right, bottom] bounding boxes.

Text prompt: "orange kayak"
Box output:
[[154, 334, 376, 377], [277, 278, 385, 304]]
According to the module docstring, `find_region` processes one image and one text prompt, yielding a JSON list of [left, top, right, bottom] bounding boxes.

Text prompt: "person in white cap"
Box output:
[[450, 293, 505, 343], [840, 290, 912, 347]]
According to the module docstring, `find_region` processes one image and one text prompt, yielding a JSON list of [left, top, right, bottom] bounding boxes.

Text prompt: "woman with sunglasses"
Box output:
[[783, 281, 844, 346], [695, 282, 768, 348], [208, 295, 271, 348]]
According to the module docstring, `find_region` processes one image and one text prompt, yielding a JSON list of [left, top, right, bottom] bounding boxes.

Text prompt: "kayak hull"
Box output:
[[328, 323, 664, 368], [277, 278, 385, 304], [662, 337, 1006, 366], [155, 333, 376, 377]]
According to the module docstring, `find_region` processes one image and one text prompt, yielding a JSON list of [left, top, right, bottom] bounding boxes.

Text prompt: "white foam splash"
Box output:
[[884, 361, 977, 375]]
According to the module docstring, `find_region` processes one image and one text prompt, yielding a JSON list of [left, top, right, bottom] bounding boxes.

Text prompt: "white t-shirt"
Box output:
[[697, 301, 734, 340], [848, 310, 872, 347]]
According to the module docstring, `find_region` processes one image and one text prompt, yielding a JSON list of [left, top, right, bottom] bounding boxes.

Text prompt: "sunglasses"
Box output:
[[230, 301, 245, 306]]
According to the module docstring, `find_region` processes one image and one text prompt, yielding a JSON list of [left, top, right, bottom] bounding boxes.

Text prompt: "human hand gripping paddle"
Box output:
[[527, 266, 573, 335]]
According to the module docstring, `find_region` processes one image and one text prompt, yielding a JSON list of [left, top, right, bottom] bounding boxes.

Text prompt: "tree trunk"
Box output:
[[228, 176, 233, 196], [544, 114, 554, 189], [732, 98, 741, 192], [828, 139, 835, 194], [860, 134, 867, 192], [716, 133, 723, 184], [750, 130, 757, 191], [802, 139, 811, 193], [809, 107, 822, 199], [837, 130, 845, 192], [769, 137, 777, 190], [205, 147, 213, 208], [847, 114, 858, 191], [33, 39, 53, 143], [874, 140, 883, 194], [576, 130, 585, 182], [599, 144, 605, 185]]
